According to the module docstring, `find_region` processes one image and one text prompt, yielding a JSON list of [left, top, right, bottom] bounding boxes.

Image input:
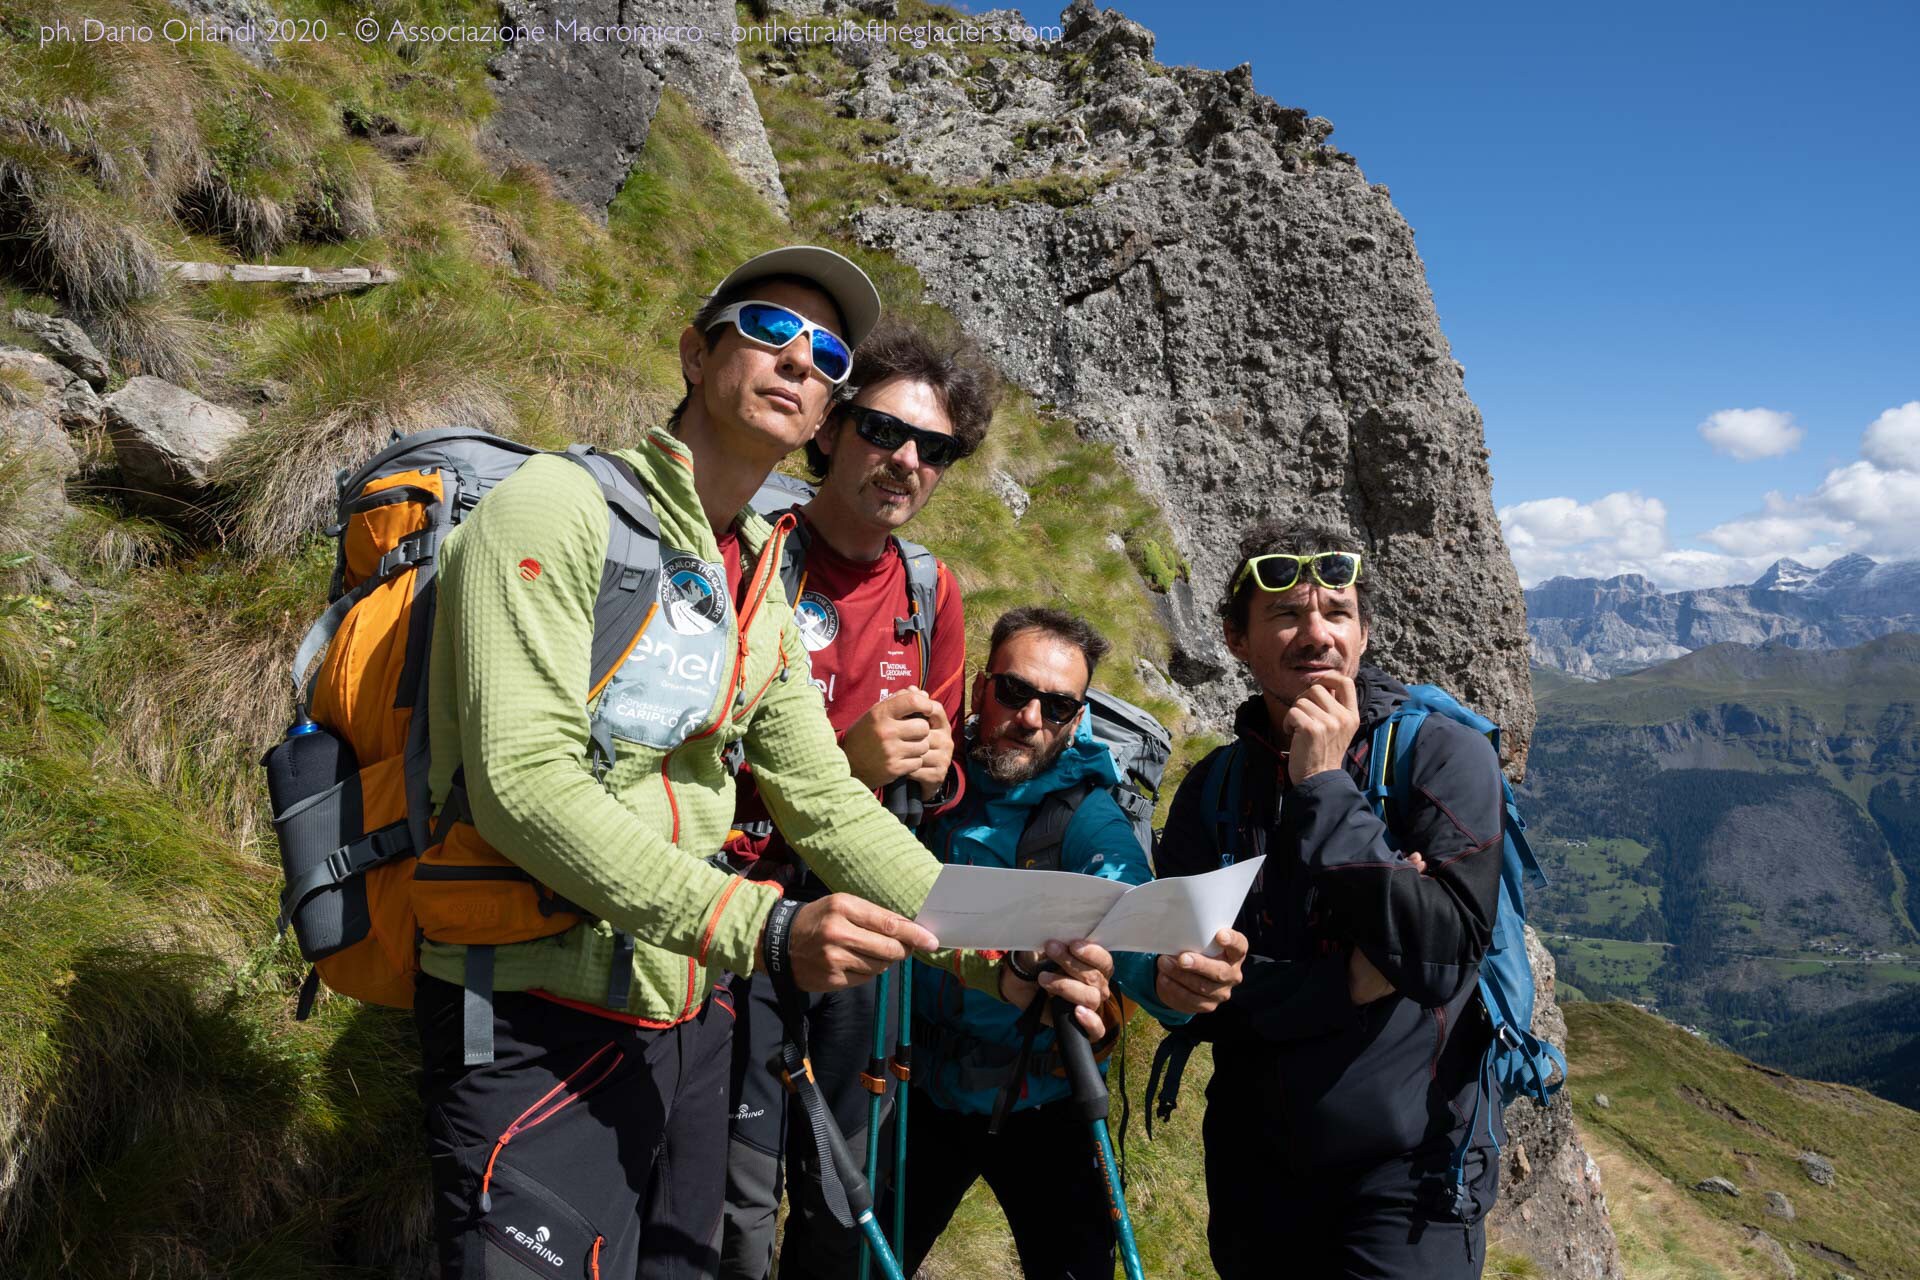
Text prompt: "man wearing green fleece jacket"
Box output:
[[412, 246, 1115, 1280]]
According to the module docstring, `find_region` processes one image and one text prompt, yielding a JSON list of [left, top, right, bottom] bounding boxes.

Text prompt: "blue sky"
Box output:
[[978, 0, 1920, 586]]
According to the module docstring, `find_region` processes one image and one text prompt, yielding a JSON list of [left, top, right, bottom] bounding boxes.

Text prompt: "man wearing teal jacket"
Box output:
[[901, 606, 1248, 1279], [414, 248, 1115, 1280]]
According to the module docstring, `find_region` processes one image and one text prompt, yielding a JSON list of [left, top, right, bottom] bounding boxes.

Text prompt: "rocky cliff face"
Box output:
[[832, 1, 1533, 764], [1528, 555, 1920, 679]]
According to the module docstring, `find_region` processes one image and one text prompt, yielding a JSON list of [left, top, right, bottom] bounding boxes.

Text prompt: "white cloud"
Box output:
[[1698, 407, 1803, 461], [1861, 401, 1920, 472], [1697, 492, 1854, 558], [1498, 491, 1770, 589], [1697, 401, 1920, 562], [1503, 400, 1920, 590]]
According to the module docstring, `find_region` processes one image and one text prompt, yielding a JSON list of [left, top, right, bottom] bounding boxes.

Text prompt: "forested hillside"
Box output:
[[1523, 639, 1920, 1098]]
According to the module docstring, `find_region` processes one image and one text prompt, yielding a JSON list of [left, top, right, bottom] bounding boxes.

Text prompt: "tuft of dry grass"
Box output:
[[79, 279, 208, 384], [57, 503, 179, 576], [81, 542, 332, 843], [0, 147, 167, 314], [217, 301, 526, 556]]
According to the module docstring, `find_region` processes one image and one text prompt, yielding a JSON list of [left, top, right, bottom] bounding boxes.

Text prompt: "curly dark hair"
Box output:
[[1218, 519, 1373, 634], [667, 272, 847, 428], [987, 606, 1111, 690], [805, 319, 1001, 479]]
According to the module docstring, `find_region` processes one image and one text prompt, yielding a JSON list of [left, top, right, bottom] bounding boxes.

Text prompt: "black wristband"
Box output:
[[762, 898, 803, 994], [1006, 949, 1042, 984]]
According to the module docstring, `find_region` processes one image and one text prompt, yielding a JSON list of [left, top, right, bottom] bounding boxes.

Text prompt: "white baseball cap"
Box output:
[[704, 245, 883, 348]]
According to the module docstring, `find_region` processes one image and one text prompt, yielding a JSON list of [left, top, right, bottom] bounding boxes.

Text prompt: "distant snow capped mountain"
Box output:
[[1526, 555, 1920, 678]]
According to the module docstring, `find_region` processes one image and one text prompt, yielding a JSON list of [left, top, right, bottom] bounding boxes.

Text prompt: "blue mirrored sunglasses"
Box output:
[[709, 300, 853, 384]]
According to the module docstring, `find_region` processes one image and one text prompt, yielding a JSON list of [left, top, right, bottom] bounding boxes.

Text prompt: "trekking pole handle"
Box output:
[[881, 711, 927, 827], [881, 775, 924, 827], [823, 1092, 877, 1220], [1050, 996, 1110, 1124]]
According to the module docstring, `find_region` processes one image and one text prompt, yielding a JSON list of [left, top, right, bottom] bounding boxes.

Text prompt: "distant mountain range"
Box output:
[[1526, 553, 1920, 677]]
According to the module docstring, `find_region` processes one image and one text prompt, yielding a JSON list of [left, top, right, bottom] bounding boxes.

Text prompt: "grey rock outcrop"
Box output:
[[837, 2, 1533, 759], [1695, 1175, 1741, 1196], [0, 347, 89, 540], [990, 467, 1031, 519], [165, 0, 282, 66], [759, 0, 898, 17], [487, 1, 787, 218], [1797, 1150, 1835, 1186], [1487, 928, 1624, 1278], [1764, 1190, 1794, 1220], [1527, 556, 1920, 679], [655, 2, 789, 215], [0, 346, 103, 436], [486, 1, 668, 214], [9, 310, 109, 390], [1745, 1227, 1797, 1278], [102, 377, 247, 517]]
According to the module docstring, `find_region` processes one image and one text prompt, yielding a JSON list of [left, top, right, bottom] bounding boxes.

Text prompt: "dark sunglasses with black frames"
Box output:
[[841, 402, 964, 469], [986, 671, 1086, 726]]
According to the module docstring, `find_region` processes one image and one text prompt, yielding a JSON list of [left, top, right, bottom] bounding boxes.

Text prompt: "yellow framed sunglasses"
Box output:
[[1231, 551, 1364, 594]]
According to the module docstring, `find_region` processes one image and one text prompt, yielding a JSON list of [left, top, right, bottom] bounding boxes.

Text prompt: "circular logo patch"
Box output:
[[660, 555, 728, 635], [795, 591, 840, 652], [517, 558, 542, 581]]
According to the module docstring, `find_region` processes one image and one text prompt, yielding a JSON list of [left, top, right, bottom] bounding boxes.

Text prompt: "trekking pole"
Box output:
[[820, 1072, 909, 1280], [764, 899, 910, 1280], [857, 964, 893, 1280], [1050, 996, 1146, 1280], [890, 953, 912, 1252], [871, 772, 924, 1269]]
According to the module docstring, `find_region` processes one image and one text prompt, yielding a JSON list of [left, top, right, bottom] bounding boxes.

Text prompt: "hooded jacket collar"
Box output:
[[1230, 664, 1411, 765], [614, 426, 779, 562]]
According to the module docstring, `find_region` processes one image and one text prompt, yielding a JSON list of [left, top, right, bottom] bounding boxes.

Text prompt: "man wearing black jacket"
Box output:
[[1155, 519, 1506, 1279]]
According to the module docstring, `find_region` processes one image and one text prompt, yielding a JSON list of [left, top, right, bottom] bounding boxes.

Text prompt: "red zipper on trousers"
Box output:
[[478, 1042, 624, 1211]]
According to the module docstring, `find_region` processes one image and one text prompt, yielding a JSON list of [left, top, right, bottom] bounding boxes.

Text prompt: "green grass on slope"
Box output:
[[1567, 1001, 1920, 1280], [0, 703, 424, 1278]]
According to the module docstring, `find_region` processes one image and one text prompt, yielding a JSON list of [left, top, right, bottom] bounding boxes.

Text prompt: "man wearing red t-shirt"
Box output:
[[719, 321, 1002, 1280]]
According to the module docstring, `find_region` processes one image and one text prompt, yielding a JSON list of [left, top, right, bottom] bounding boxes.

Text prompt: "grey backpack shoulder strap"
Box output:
[[892, 536, 940, 674], [557, 447, 663, 698]]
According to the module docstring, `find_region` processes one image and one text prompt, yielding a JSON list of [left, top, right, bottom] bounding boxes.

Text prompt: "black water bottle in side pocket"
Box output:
[[263, 713, 361, 960]]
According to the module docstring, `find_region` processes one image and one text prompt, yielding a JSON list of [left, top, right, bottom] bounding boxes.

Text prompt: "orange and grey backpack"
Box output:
[[264, 427, 689, 1031]]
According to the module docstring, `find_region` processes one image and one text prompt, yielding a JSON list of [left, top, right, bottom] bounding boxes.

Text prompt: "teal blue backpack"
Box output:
[[1178, 683, 1565, 1201]]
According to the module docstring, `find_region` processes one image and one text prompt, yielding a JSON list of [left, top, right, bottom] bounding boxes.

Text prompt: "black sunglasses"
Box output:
[[987, 671, 1086, 726], [842, 403, 963, 469]]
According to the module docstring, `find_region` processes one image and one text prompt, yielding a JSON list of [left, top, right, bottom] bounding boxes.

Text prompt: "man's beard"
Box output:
[[971, 725, 1072, 785]]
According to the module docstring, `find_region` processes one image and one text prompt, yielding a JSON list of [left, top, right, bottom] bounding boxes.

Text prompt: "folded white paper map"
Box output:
[[914, 856, 1265, 957]]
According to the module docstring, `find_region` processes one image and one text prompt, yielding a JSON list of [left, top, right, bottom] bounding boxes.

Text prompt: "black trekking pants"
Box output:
[[1201, 1096, 1502, 1280], [718, 967, 892, 1280], [415, 973, 733, 1280], [901, 1088, 1116, 1280]]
